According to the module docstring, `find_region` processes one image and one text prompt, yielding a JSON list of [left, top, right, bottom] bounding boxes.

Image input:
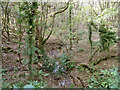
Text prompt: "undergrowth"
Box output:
[[88, 65, 119, 88]]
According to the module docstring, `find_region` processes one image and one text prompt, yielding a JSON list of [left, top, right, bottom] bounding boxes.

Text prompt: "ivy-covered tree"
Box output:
[[19, 2, 38, 80]]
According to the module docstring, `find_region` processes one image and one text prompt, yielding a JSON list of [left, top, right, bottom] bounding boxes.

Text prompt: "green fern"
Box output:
[[99, 23, 117, 52]]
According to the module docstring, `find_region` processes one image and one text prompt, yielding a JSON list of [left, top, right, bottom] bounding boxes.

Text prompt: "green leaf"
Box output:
[[13, 85, 18, 88], [23, 84, 35, 88], [43, 73, 49, 76], [70, 84, 75, 88]]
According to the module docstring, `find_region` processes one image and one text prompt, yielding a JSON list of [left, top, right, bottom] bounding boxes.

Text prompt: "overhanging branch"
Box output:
[[43, 1, 70, 45]]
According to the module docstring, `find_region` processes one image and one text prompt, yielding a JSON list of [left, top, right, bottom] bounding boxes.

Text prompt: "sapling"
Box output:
[[88, 21, 93, 58]]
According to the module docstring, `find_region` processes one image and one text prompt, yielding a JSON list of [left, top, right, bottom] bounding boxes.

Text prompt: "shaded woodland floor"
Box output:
[[2, 30, 118, 88]]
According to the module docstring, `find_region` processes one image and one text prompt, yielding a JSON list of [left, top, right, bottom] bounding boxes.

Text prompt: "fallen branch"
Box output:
[[69, 74, 78, 86], [93, 55, 117, 65], [80, 63, 97, 73], [77, 77, 85, 88], [2, 67, 28, 72]]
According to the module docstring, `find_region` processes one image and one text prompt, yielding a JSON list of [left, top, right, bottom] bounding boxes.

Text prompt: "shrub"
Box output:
[[88, 65, 119, 88], [42, 53, 73, 75], [13, 80, 47, 88]]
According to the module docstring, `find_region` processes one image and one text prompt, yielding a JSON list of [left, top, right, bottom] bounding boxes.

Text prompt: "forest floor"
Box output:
[[2, 30, 118, 88]]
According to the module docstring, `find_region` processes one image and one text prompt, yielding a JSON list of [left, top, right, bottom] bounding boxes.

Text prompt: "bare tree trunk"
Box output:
[[118, 3, 120, 88], [0, 5, 2, 89], [18, 3, 22, 64], [4, 2, 10, 41], [39, 2, 43, 51], [69, 3, 72, 50]]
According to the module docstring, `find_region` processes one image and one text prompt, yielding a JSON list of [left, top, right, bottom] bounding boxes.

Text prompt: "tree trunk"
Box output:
[[69, 3, 73, 50], [0, 6, 2, 89], [118, 2, 120, 79], [5, 2, 10, 41], [18, 3, 22, 64], [27, 2, 38, 80]]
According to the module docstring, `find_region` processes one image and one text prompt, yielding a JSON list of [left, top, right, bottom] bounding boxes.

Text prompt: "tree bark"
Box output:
[[0, 5, 2, 89], [69, 3, 72, 50], [27, 2, 38, 80], [118, 3, 120, 88]]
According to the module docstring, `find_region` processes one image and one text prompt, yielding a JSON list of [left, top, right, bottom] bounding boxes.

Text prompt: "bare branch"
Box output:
[[49, 1, 69, 18], [43, 2, 70, 45]]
